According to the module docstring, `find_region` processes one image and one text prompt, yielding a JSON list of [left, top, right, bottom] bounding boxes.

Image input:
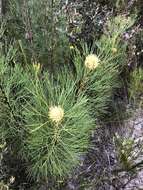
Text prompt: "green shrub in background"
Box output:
[[0, 51, 31, 158], [0, 13, 136, 188], [4, 0, 69, 70], [129, 67, 143, 107]]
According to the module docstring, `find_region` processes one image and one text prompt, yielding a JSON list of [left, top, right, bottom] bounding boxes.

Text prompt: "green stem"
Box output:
[[18, 40, 28, 65], [0, 84, 17, 122]]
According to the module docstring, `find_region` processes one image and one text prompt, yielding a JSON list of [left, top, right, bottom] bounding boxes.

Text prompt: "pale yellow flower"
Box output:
[[84, 54, 100, 70], [111, 48, 117, 54], [70, 45, 74, 50], [33, 63, 40, 73], [48, 106, 64, 123]]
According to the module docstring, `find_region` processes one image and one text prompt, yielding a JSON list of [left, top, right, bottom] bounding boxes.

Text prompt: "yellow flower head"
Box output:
[[84, 54, 100, 70], [33, 63, 40, 73], [48, 106, 64, 123], [111, 48, 117, 54], [70, 45, 74, 50]]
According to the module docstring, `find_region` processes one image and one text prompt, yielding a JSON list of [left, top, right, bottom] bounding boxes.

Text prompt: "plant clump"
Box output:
[[0, 1, 140, 189]]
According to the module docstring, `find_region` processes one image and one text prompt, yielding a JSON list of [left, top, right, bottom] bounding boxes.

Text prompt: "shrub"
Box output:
[[22, 71, 94, 180], [129, 67, 143, 107], [0, 10, 136, 189], [4, 0, 69, 69], [71, 15, 135, 118]]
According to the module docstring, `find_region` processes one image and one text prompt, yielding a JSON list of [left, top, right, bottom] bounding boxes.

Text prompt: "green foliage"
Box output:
[[129, 67, 143, 107], [0, 141, 8, 189], [0, 13, 136, 187], [115, 135, 134, 171], [72, 15, 134, 118], [5, 0, 69, 68], [0, 48, 94, 181], [22, 73, 94, 180], [0, 50, 30, 153], [98, 0, 136, 11], [72, 46, 120, 118], [96, 15, 134, 72]]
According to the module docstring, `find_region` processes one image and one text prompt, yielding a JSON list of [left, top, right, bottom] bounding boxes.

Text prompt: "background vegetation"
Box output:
[[0, 0, 143, 190]]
